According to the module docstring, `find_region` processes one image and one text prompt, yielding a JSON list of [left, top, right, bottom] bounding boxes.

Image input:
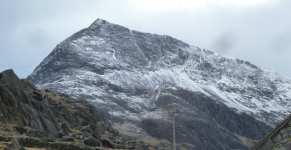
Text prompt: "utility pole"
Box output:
[[168, 110, 178, 150]]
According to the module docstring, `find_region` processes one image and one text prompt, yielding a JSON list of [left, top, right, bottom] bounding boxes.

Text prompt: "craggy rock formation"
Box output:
[[0, 69, 62, 136], [0, 69, 154, 150]]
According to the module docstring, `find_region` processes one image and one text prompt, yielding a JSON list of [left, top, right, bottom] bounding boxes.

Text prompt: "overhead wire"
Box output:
[[0, 67, 30, 76], [0, 64, 31, 78], [0, 64, 31, 74]]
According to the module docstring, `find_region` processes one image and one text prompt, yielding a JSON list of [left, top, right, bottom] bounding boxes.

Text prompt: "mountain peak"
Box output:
[[88, 18, 110, 28]]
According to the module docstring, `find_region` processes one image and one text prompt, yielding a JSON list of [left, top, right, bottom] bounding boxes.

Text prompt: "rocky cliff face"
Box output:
[[27, 18, 291, 149], [0, 69, 151, 150]]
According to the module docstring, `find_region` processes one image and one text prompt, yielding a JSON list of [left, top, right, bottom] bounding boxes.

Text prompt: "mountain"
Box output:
[[27, 18, 291, 149]]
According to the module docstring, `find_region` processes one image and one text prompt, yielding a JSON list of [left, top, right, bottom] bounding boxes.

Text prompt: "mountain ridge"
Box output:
[[27, 18, 291, 149]]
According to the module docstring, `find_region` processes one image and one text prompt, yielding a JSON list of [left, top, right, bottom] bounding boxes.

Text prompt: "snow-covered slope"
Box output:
[[27, 19, 291, 149]]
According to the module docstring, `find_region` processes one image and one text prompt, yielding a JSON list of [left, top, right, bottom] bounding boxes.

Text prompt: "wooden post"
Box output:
[[169, 110, 178, 150]]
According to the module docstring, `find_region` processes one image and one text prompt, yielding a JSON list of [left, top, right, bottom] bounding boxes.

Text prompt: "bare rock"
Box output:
[[92, 127, 105, 139], [60, 136, 74, 142], [61, 123, 71, 134], [57, 130, 67, 138], [10, 138, 20, 148], [83, 137, 101, 147], [81, 125, 92, 133]]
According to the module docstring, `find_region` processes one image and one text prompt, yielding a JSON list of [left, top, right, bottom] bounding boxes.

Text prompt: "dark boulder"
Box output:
[[89, 124, 97, 132], [81, 125, 92, 133], [39, 115, 59, 136], [92, 127, 105, 139], [21, 115, 29, 126], [40, 135, 55, 142], [102, 139, 114, 148], [29, 120, 42, 131], [23, 90, 32, 97], [73, 133, 84, 140], [83, 137, 101, 147], [19, 146, 26, 150], [28, 129, 40, 137], [102, 139, 125, 149], [0, 115, 8, 123], [10, 138, 20, 148], [0, 85, 17, 117], [0, 69, 31, 105], [112, 138, 124, 145], [58, 104, 70, 116], [60, 136, 74, 142], [61, 123, 71, 134], [18, 102, 44, 131], [0, 70, 23, 89], [81, 120, 89, 126], [97, 121, 110, 131], [14, 126, 27, 134], [82, 131, 91, 137], [90, 107, 106, 123], [50, 108, 61, 121], [31, 91, 44, 100], [46, 108, 59, 126], [75, 134, 84, 140], [57, 130, 67, 138], [31, 101, 46, 112]]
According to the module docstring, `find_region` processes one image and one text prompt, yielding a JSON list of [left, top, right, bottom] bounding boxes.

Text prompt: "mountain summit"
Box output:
[[27, 18, 291, 149]]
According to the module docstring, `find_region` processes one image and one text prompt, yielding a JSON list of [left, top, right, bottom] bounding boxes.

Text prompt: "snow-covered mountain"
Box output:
[[27, 19, 291, 149]]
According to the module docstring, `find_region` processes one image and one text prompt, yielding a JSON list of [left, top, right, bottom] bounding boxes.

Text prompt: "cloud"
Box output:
[[0, 0, 291, 78], [270, 30, 291, 54], [211, 31, 238, 54], [25, 29, 50, 49], [133, 0, 277, 12]]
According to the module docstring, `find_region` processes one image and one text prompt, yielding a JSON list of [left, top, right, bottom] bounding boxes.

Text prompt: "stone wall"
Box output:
[[0, 135, 101, 150], [18, 137, 99, 150], [257, 122, 291, 150]]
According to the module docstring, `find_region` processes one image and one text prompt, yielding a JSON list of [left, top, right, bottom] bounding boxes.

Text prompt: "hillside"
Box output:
[[0, 69, 155, 150]]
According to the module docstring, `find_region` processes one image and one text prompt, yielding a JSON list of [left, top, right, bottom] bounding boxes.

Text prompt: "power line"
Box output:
[[0, 66, 31, 79], [0, 67, 30, 75], [0, 68, 28, 79], [0, 67, 30, 76], [0, 64, 31, 74], [0, 67, 13, 72]]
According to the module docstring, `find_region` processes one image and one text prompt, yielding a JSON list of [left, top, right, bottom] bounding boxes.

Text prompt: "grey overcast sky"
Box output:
[[0, 0, 291, 79]]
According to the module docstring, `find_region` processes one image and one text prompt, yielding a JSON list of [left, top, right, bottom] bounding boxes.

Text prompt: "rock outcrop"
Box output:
[[0, 69, 154, 150]]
